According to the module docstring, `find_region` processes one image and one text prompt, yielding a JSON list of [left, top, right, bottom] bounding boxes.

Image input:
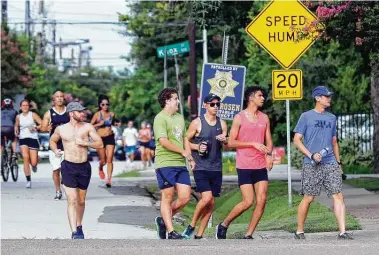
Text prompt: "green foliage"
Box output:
[[109, 68, 162, 123], [344, 178, 379, 191], [338, 139, 374, 170], [1, 26, 33, 95]]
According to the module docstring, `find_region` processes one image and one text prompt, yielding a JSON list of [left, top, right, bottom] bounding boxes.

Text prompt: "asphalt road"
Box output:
[[2, 238, 378, 255]]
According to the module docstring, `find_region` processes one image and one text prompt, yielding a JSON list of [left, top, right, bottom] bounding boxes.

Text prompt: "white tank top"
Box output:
[[19, 112, 38, 139]]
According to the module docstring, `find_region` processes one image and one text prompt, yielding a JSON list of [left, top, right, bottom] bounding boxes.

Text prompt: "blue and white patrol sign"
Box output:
[[199, 63, 246, 120]]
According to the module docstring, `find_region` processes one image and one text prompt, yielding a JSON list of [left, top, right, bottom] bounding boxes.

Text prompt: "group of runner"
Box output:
[[153, 86, 353, 240], [1, 84, 353, 240]]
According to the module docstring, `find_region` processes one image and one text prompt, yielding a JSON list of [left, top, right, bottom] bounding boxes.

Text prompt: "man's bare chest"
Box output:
[[60, 126, 88, 142]]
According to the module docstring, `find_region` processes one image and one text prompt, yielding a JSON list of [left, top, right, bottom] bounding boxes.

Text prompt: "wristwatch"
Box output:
[[266, 152, 273, 156], [337, 161, 342, 165]]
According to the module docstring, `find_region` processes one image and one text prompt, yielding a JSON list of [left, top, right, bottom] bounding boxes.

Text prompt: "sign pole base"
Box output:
[[286, 99, 292, 208]]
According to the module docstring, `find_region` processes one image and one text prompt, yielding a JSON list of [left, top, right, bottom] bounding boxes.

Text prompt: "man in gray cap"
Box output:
[[50, 101, 103, 239], [293, 85, 353, 240]]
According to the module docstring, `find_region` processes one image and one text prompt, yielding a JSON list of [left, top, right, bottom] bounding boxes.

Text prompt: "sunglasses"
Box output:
[[207, 102, 220, 107], [101, 103, 110, 107]]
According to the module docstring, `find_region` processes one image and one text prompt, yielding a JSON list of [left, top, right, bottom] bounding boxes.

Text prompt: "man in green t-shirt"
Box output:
[[153, 88, 195, 240]]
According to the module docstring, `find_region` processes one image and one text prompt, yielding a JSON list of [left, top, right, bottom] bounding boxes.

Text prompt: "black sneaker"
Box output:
[[194, 235, 203, 239], [76, 226, 85, 239], [155, 216, 167, 239], [54, 191, 62, 200], [294, 232, 305, 239], [338, 232, 354, 240], [216, 223, 228, 239], [182, 224, 195, 239], [167, 230, 184, 239], [243, 235, 253, 239], [71, 231, 80, 239]]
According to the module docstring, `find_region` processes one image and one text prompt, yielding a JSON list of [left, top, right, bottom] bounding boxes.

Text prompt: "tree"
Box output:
[[299, 1, 379, 173], [1, 26, 33, 95]]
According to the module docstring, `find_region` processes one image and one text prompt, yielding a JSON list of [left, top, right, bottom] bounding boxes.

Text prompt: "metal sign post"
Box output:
[[164, 49, 167, 88], [286, 100, 292, 207]]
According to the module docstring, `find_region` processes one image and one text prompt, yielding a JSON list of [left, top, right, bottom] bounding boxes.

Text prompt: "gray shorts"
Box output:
[[301, 162, 342, 197]]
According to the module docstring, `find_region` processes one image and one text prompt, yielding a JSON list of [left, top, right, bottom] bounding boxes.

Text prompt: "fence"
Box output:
[[336, 112, 373, 152]]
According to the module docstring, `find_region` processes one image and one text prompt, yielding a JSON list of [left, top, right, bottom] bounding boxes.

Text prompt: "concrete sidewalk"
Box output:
[[1, 162, 157, 239]]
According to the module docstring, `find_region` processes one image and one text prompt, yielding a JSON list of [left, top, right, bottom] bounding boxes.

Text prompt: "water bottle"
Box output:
[[310, 147, 329, 166], [198, 141, 208, 157]]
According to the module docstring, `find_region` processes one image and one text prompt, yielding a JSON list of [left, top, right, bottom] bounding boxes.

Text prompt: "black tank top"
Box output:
[[50, 108, 70, 150], [192, 116, 223, 171]]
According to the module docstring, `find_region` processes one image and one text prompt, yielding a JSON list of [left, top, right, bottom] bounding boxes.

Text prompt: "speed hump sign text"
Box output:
[[272, 69, 302, 100], [245, 0, 322, 69]]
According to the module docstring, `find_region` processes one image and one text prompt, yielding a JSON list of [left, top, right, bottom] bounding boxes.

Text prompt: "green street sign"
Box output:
[[157, 41, 190, 58]]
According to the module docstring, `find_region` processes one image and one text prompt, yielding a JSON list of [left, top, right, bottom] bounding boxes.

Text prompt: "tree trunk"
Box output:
[[371, 55, 379, 173]]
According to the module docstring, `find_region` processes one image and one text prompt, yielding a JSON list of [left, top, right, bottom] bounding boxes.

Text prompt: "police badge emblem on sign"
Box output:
[[199, 63, 246, 120]]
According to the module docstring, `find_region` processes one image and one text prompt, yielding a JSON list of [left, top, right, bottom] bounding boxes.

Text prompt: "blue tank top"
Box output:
[[99, 112, 113, 127], [191, 116, 223, 171]]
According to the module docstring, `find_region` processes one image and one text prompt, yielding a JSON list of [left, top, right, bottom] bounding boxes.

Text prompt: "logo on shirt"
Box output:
[[314, 120, 332, 129], [172, 124, 183, 141]]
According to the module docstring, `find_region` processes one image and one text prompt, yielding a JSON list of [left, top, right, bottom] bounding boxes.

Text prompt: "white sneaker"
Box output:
[[26, 181, 31, 188]]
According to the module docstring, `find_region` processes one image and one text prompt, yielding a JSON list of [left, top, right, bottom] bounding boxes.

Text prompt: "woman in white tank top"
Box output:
[[14, 99, 42, 188]]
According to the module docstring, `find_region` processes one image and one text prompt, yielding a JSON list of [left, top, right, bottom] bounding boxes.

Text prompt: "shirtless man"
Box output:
[[50, 102, 103, 239]]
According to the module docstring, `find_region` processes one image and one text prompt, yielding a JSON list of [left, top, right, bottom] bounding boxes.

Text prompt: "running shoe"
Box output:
[[154, 216, 167, 239], [338, 232, 354, 240], [105, 179, 111, 188], [26, 181, 31, 188], [99, 169, 105, 179], [167, 230, 184, 239], [54, 191, 62, 200], [216, 223, 227, 239], [76, 226, 85, 239], [182, 224, 195, 239], [32, 166, 37, 173], [294, 232, 306, 239]]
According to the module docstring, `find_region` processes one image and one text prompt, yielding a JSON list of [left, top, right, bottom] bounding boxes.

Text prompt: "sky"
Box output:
[[6, 0, 132, 71]]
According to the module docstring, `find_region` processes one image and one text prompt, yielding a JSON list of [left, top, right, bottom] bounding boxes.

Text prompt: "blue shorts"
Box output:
[[193, 170, 222, 197], [155, 166, 191, 190], [125, 146, 136, 155], [237, 168, 268, 186]]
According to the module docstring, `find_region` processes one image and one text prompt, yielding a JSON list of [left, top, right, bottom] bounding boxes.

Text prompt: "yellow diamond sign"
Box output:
[[246, 0, 322, 69]]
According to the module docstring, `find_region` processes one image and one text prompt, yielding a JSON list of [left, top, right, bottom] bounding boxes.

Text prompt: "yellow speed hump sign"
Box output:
[[245, 0, 322, 69], [272, 69, 302, 100]]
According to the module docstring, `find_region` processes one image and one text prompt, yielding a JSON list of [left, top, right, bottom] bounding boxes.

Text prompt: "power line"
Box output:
[[8, 8, 120, 17]]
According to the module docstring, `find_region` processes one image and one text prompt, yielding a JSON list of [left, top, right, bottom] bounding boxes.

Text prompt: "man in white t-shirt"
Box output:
[[122, 120, 139, 162]]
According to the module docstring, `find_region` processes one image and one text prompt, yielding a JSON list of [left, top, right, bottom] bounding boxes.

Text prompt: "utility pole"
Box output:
[[25, 0, 31, 37], [188, 22, 198, 120], [52, 20, 56, 65], [1, 0, 7, 24]]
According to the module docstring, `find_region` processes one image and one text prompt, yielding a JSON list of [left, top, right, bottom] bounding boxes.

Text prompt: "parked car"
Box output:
[[38, 133, 50, 159]]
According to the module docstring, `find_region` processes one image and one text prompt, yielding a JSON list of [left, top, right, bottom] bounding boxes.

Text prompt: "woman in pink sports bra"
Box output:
[[215, 86, 274, 240], [90, 95, 115, 188]]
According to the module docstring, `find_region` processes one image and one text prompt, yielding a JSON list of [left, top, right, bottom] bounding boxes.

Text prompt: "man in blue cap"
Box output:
[[293, 86, 353, 240]]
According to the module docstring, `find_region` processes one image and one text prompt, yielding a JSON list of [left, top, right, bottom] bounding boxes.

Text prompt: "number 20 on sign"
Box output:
[[272, 69, 302, 100]]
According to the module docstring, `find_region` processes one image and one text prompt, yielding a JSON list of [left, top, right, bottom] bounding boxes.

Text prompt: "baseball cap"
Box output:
[[204, 93, 221, 103], [67, 102, 86, 112], [312, 86, 334, 98]]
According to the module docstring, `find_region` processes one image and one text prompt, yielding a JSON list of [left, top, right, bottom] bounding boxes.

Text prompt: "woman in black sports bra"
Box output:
[[90, 95, 115, 188]]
